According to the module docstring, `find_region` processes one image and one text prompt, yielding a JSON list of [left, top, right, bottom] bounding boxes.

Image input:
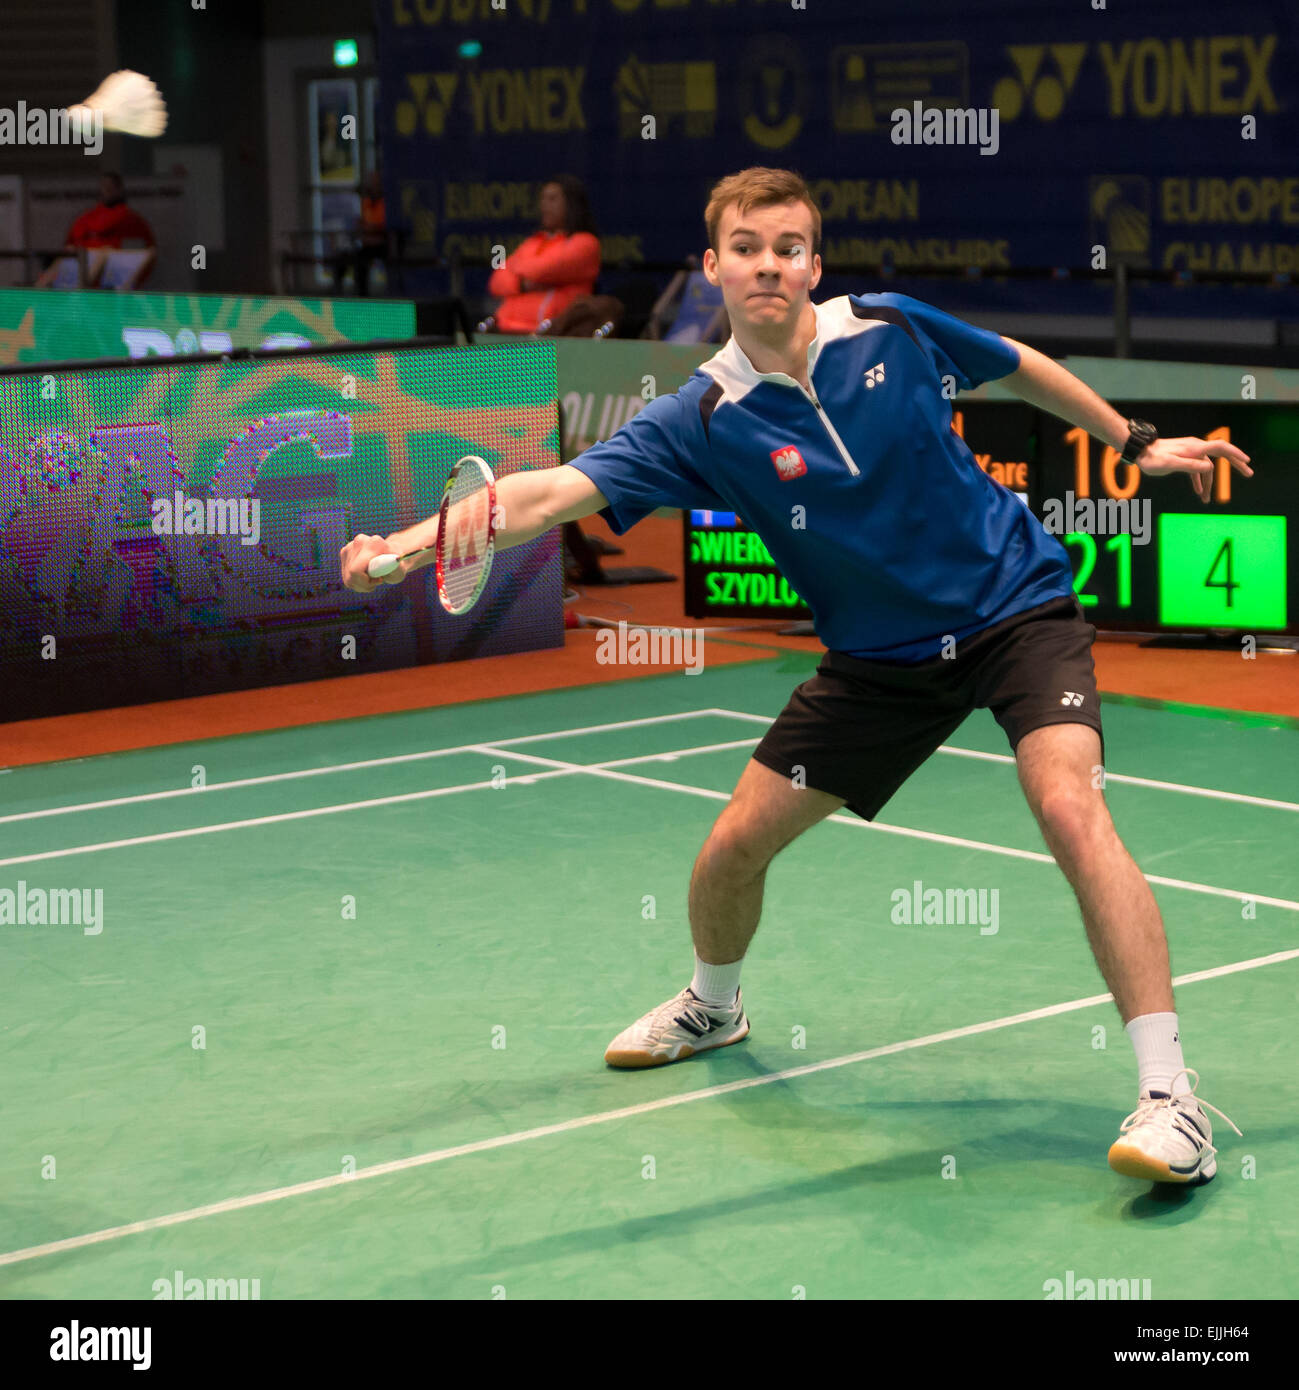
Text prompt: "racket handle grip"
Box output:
[[367, 553, 401, 579]]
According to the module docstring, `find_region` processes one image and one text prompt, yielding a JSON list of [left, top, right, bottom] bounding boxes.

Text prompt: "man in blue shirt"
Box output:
[[342, 165, 1251, 1187]]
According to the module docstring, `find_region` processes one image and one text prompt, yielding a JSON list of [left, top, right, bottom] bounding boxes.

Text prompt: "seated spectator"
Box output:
[[487, 175, 600, 334], [333, 169, 387, 297], [37, 172, 156, 288]]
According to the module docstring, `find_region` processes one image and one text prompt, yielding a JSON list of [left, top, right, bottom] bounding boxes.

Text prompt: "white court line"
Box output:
[[0, 709, 729, 825], [0, 737, 756, 868], [5, 703, 1295, 824], [487, 747, 1299, 914], [711, 709, 1299, 813], [2, 944, 1295, 1271], [3, 739, 1297, 913]]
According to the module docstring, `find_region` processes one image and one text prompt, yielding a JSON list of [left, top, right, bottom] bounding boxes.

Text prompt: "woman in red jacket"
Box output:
[[486, 174, 601, 334]]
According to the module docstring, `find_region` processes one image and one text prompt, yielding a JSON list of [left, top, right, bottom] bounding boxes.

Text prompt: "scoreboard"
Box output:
[[1031, 404, 1294, 636], [683, 402, 1296, 641]]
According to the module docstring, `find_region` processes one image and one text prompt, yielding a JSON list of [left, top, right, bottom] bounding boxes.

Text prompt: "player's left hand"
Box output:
[[1136, 437, 1253, 502]]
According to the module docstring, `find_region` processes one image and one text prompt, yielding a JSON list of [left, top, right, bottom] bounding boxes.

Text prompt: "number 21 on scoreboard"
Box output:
[[1065, 531, 1131, 608]]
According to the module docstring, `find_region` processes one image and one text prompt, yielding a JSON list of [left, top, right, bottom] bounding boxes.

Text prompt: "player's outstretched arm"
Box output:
[[544, 462, 610, 529], [1000, 337, 1252, 501], [339, 465, 609, 593]]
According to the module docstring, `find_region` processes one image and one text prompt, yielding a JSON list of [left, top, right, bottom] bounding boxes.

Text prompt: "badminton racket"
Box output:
[[367, 455, 497, 615]]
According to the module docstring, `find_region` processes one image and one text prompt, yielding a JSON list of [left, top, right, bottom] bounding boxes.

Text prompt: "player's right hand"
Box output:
[[340, 533, 405, 593]]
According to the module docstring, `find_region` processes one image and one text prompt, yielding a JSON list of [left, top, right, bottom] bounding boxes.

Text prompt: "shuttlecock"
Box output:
[[67, 70, 168, 138]]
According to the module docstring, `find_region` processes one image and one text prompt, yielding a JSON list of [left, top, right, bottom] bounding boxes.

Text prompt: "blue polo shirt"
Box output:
[[566, 291, 1075, 661]]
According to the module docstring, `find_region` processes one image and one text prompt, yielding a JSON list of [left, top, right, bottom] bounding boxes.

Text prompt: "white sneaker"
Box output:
[[1108, 1068, 1242, 1184], [605, 986, 749, 1069]]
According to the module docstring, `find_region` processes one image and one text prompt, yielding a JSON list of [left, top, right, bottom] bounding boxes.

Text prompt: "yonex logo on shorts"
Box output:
[[864, 363, 886, 388], [770, 445, 807, 479], [1061, 691, 1085, 706]]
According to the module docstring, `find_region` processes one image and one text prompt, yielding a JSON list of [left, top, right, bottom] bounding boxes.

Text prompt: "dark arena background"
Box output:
[[0, 0, 1295, 1358]]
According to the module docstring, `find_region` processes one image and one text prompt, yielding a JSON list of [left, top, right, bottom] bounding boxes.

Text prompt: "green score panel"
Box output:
[[1158, 513, 1288, 629]]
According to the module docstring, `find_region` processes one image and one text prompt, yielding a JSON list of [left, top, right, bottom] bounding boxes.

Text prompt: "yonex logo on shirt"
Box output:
[[1061, 691, 1085, 706], [864, 363, 886, 388], [770, 445, 808, 479]]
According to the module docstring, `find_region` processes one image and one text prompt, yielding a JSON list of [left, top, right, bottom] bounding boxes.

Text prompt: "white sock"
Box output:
[[691, 953, 742, 1010], [1125, 1012, 1191, 1098]]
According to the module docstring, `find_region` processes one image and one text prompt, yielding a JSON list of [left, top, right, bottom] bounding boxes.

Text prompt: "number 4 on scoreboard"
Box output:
[[1204, 538, 1239, 608], [1157, 514, 1288, 629]]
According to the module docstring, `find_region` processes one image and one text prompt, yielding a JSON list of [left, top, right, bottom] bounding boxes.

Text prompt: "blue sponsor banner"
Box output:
[[377, 0, 1298, 314]]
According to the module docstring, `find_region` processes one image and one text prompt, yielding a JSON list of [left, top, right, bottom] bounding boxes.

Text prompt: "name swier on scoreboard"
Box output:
[[688, 511, 808, 611]]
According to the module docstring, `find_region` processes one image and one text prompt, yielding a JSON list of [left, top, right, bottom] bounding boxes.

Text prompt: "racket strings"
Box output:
[[439, 464, 493, 611]]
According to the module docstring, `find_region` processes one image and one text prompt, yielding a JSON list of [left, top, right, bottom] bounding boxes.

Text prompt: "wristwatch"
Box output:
[[1119, 417, 1158, 465]]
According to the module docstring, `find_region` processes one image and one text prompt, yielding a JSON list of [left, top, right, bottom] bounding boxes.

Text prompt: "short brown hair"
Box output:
[[705, 167, 821, 258]]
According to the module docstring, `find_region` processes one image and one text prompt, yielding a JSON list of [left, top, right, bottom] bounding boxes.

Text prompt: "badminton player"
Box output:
[[341, 166, 1252, 1186]]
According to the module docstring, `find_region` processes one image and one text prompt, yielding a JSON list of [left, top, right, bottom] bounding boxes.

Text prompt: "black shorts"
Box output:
[[752, 595, 1105, 821]]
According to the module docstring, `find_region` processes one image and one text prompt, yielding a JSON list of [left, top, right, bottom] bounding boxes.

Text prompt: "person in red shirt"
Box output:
[[37, 172, 156, 287], [486, 174, 601, 334]]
